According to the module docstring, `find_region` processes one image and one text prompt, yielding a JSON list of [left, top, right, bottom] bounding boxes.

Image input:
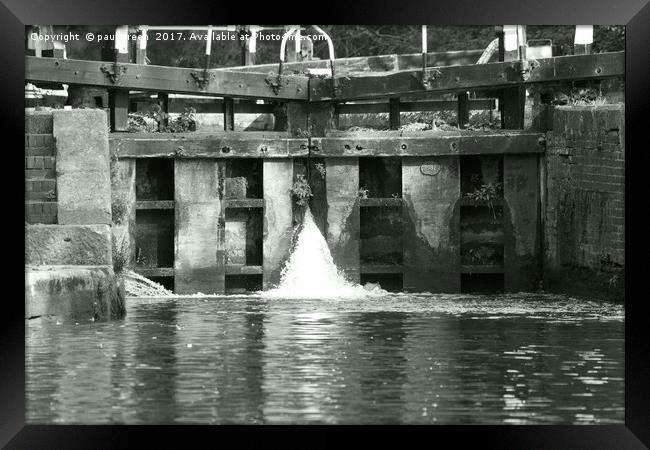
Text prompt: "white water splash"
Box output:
[[263, 207, 386, 299]]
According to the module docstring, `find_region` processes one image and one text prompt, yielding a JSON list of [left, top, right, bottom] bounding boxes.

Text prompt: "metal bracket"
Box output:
[[332, 76, 351, 98], [190, 71, 216, 91], [100, 64, 128, 84], [517, 59, 540, 82], [420, 67, 443, 90]]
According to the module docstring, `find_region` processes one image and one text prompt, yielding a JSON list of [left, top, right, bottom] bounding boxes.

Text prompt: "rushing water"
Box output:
[[263, 208, 383, 299], [26, 294, 624, 424]]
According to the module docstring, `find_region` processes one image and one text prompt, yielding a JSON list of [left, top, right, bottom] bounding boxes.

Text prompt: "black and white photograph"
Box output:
[[3, 4, 647, 444]]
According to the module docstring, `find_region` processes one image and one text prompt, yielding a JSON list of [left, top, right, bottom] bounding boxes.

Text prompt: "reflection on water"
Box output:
[[26, 294, 624, 424]]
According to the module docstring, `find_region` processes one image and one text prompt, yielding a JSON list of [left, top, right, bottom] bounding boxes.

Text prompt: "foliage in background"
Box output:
[[127, 107, 196, 133], [54, 25, 625, 69]]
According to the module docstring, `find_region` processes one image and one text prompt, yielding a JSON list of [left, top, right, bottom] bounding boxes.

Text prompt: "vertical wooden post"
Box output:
[[241, 27, 257, 66], [109, 26, 130, 132], [457, 91, 469, 129], [389, 98, 400, 130], [499, 25, 526, 129], [136, 26, 148, 64], [223, 97, 235, 131], [285, 26, 300, 62], [573, 25, 593, 55], [157, 92, 169, 129]]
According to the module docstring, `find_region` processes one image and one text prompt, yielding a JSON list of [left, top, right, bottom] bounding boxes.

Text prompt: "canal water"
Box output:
[[26, 293, 624, 424]]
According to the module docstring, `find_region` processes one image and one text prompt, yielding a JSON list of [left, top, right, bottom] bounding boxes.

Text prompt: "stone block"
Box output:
[[53, 110, 111, 225], [26, 224, 112, 266], [25, 265, 125, 321]]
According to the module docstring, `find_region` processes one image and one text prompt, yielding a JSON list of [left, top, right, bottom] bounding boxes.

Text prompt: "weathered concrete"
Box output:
[[225, 217, 248, 265], [504, 155, 541, 292], [111, 158, 136, 270], [26, 224, 112, 266], [53, 109, 112, 225], [403, 156, 460, 292], [544, 105, 624, 300], [25, 265, 125, 321], [326, 158, 360, 283], [263, 160, 293, 288], [174, 160, 223, 294]]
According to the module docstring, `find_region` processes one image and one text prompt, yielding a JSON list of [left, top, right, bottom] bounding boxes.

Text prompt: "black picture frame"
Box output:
[[4, 0, 648, 447]]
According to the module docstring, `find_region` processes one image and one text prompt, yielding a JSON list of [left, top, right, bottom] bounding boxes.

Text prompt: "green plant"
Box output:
[[112, 235, 130, 275], [358, 187, 369, 199], [290, 174, 313, 206], [161, 107, 197, 133], [111, 193, 128, 225], [465, 181, 502, 219]]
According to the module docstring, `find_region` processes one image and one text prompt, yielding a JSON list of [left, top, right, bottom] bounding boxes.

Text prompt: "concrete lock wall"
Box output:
[[544, 105, 625, 300], [31, 104, 624, 299], [25, 109, 125, 321]]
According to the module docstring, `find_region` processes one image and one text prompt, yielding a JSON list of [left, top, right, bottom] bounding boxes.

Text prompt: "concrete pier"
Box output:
[[263, 160, 293, 289], [326, 158, 361, 284], [403, 156, 460, 292], [174, 160, 223, 294], [504, 155, 541, 292]]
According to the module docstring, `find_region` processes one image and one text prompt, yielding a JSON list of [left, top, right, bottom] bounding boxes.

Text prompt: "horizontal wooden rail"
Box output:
[[25, 56, 310, 100], [225, 265, 263, 275], [224, 199, 264, 208], [336, 99, 496, 114], [360, 264, 404, 274], [129, 96, 277, 114], [110, 131, 544, 158], [219, 49, 485, 75], [135, 200, 175, 210], [135, 267, 174, 277], [312, 131, 544, 157], [310, 52, 624, 101]]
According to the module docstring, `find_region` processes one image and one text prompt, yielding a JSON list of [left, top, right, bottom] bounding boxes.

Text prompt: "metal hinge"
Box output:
[[100, 64, 128, 84]]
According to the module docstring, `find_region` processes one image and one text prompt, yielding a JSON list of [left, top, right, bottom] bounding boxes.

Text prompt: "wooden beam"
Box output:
[[313, 132, 544, 157], [335, 99, 496, 114], [109, 90, 129, 132], [110, 131, 545, 158], [309, 52, 624, 101], [110, 132, 304, 158], [25, 56, 310, 100], [221, 49, 485, 75], [136, 200, 175, 210]]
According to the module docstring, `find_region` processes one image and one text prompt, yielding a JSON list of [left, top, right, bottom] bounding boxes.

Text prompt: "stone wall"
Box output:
[[25, 109, 126, 321], [545, 105, 625, 300]]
